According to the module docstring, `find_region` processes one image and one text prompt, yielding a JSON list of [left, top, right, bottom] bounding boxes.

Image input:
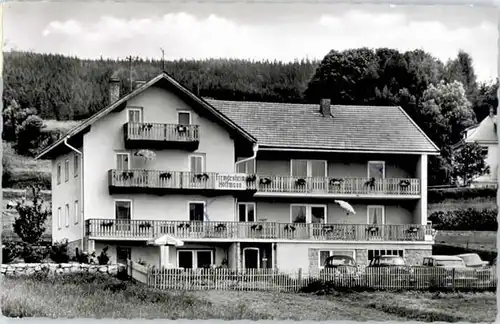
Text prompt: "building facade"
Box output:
[[37, 72, 440, 273]]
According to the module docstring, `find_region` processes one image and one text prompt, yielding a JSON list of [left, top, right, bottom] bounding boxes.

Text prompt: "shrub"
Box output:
[[2, 240, 21, 264], [428, 187, 497, 203], [3, 170, 51, 190], [429, 208, 498, 231], [73, 249, 95, 264], [49, 239, 70, 263], [20, 243, 48, 263], [97, 246, 110, 265]]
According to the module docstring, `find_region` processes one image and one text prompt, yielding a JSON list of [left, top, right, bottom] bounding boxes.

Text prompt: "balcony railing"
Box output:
[[86, 219, 431, 242], [124, 122, 199, 150], [109, 169, 256, 191], [257, 176, 420, 196]]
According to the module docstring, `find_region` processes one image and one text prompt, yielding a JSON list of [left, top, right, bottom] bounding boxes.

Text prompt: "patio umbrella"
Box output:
[[334, 200, 356, 215]]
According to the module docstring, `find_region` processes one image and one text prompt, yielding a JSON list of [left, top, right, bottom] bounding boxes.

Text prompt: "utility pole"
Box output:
[[160, 48, 165, 71]]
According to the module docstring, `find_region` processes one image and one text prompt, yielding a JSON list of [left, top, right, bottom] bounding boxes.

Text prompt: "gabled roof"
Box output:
[[35, 72, 256, 160], [206, 99, 440, 154], [453, 114, 498, 150]]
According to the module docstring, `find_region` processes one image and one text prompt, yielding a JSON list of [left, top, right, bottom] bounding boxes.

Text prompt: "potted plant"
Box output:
[[100, 221, 114, 228], [177, 223, 191, 229], [139, 222, 152, 230], [284, 224, 296, 232], [195, 173, 210, 181], [121, 171, 134, 180], [140, 123, 154, 131], [159, 172, 172, 180], [177, 125, 187, 133], [329, 178, 344, 186], [399, 179, 411, 188], [214, 223, 227, 232], [295, 178, 307, 187], [259, 177, 272, 185], [250, 224, 263, 231], [246, 174, 257, 183], [364, 177, 376, 190], [366, 225, 379, 233]]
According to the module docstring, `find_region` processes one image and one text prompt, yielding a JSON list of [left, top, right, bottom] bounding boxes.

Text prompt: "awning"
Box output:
[[147, 234, 184, 247]]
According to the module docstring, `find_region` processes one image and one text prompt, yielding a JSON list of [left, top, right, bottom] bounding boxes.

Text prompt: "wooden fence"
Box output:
[[128, 261, 497, 292]]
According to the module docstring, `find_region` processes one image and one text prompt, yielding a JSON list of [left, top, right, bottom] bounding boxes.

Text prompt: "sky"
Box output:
[[3, 2, 498, 82]]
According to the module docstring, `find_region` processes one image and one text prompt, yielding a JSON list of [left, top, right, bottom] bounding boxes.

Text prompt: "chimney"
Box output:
[[489, 107, 495, 118], [134, 80, 146, 89], [109, 77, 121, 104], [320, 98, 331, 117]]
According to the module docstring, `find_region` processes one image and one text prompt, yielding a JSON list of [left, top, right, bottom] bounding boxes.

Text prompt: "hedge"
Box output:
[[428, 208, 498, 231], [428, 187, 497, 203]]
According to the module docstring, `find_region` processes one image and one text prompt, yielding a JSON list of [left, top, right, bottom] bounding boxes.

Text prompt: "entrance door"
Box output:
[[116, 247, 131, 265], [243, 248, 260, 269]]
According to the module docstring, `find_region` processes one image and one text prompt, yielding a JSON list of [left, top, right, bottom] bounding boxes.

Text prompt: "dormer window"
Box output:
[[178, 111, 191, 125]]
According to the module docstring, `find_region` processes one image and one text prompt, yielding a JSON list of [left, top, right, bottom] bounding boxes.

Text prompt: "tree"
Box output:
[[14, 114, 46, 156], [452, 142, 490, 186], [11, 185, 51, 244]]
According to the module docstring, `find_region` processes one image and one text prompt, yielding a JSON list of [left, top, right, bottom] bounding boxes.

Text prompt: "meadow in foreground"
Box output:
[[1, 272, 496, 322]]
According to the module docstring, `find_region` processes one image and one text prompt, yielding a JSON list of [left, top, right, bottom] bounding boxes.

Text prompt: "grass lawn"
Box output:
[[434, 231, 497, 253], [1, 273, 496, 321]]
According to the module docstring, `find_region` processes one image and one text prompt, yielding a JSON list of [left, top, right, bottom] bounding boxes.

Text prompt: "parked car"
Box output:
[[421, 255, 478, 288], [319, 255, 362, 286], [456, 253, 493, 284], [365, 255, 415, 286]]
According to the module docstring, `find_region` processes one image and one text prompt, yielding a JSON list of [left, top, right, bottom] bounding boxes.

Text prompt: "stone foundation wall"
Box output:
[[405, 248, 432, 265], [66, 239, 82, 258], [0, 263, 126, 277]]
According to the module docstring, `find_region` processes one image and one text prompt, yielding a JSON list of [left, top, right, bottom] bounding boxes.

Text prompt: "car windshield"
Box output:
[[459, 255, 482, 265], [380, 257, 405, 265], [327, 256, 353, 266], [435, 260, 464, 267]]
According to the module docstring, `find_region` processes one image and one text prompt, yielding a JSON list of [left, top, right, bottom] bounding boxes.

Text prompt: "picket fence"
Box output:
[[127, 261, 497, 292]]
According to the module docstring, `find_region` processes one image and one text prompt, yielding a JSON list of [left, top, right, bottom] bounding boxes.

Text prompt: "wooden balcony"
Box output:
[[255, 176, 420, 198], [123, 122, 199, 150], [108, 169, 257, 195], [86, 219, 432, 242]]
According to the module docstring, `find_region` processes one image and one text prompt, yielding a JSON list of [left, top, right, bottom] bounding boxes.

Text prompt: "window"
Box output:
[[367, 206, 385, 225], [74, 154, 79, 177], [64, 159, 69, 182], [115, 200, 132, 231], [57, 207, 62, 229], [290, 159, 327, 178], [238, 203, 256, 222], [116, 153, 130, 170], [74, 200, 79, 224], [177, 250, 213, 269], [290, 204, 327, 224], [56, 163, 61, 185], [65, 204, 70, 227], [189, 202, 205, 221], [236, 159, 256, 174], [368, 161, 385, 179], [367, 249, 404, 262], [318, 250, 355, 269], [178, 111, 191, 125], [189, 155, 205, 174], [127, 108, 142, 123], [117, 247, 132, 265]]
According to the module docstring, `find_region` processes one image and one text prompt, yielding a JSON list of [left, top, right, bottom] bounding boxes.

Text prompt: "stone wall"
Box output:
[[0, 263, 126, 277], [66, 239, 82, 258]]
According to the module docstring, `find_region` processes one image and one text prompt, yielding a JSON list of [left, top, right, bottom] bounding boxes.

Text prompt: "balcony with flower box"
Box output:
[[108, 169, 258, 195], [255, 176, 420, 199], [86, 219, 433, 242], [123, 122, 200, 150]]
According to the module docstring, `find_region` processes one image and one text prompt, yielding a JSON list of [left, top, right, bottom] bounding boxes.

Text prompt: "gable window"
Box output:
[[65, 203, 70, 227], [177, 250, 213, 269], [127, 108, 142, 123], [238, 203, 256, 222], [189, 155, 205, 174], [318, 250, 355, 269], [189, 202, 205, 222], [290, 204, 326, 224], [368, 161, 385, 179], [74, 200, 79, 224], [57, 207, 62, 230], [64, 159, 70, 182], [116, 153, 130, 170], [57, 163, 61, 185], [178, 111, 191, 125], [74, 154, 79, 177]]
